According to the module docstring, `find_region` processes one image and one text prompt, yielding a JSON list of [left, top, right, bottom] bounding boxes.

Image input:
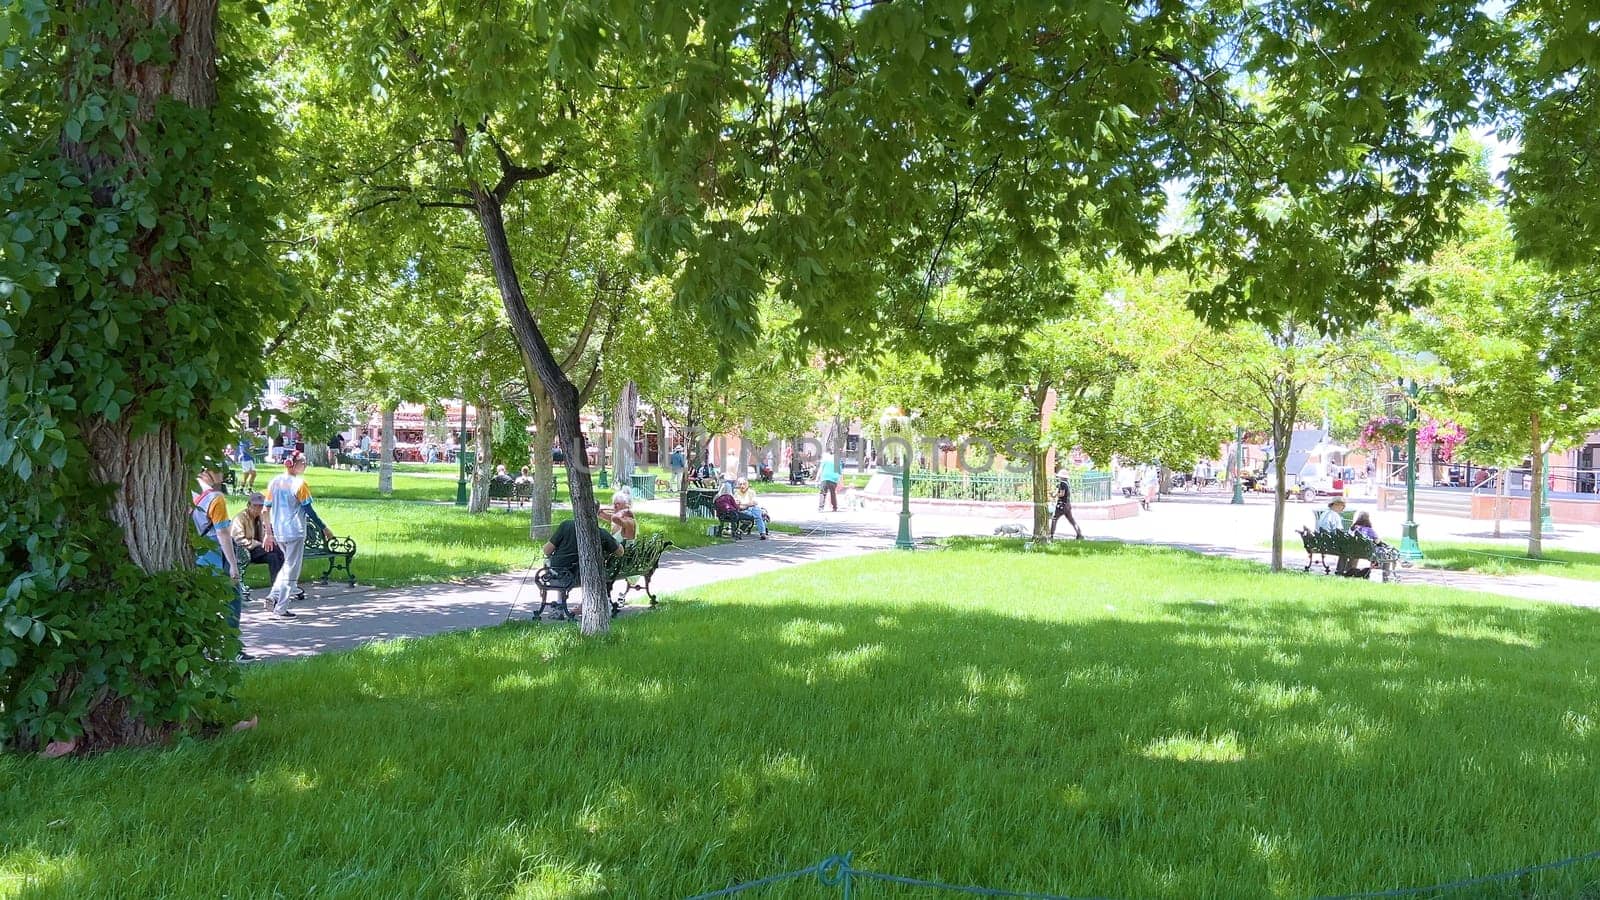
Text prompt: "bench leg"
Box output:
[[645, 570, 658, 607]]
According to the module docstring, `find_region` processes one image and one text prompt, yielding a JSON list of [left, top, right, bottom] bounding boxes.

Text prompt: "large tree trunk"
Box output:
[[1269, 409, 1295, 572], [1032, 389, 1052, 541], [1529, 412, 1543, 559], [474, 189, 610, 634], [72, 0, 217, 576], [378, 404, 396, 495], [612, 380, 637, 483], [87, 421, 192, 573], [468, 390, 494, 513], [529, 384, 556, 541]]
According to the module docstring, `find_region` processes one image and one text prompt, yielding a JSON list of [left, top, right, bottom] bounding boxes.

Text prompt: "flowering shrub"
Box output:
[[1419, 419, 1467, 461], [1359, 416, 1409, 447]]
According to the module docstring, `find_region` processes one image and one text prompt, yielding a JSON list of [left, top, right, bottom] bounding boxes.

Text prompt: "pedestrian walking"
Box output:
[[817, 453, 842, 512], [1049, 470, 1084, 540], [262, 451, 333, 619]]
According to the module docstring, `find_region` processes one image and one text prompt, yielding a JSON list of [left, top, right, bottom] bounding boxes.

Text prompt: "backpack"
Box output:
[[191, 489, 221, 539]]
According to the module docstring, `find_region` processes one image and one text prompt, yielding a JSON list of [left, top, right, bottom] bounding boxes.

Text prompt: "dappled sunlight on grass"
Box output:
[[6, 543, 1600, 896]]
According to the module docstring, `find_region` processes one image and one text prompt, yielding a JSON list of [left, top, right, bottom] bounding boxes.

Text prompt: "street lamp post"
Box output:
[[1231, 426, 1245, 505], [455, 397, 469, 507], [1399, 378, 1423, 561], [598, 415, 609, 489], [895, 450, 914, 550]]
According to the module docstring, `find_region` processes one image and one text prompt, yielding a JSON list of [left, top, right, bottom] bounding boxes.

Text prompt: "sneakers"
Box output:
[[273, 607, 298, 619]]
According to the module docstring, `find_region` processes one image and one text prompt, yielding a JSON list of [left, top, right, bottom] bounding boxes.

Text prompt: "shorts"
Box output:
[[240, 460, 256, 472]]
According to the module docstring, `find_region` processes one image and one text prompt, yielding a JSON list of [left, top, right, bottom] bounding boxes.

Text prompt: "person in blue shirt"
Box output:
[[237, 433, 258, 491], [817, 453, 842, 512]]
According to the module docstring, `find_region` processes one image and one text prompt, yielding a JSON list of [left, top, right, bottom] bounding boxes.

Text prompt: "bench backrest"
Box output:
[[608, 534, 669, 578]]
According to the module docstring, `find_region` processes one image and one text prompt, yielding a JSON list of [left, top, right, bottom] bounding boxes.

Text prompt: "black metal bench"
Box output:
[[532, 533, 673, 620], [337, 452, 377, 472], [240, 529, 358, 603], [488, 479, 535, 508], [1297, 527, 1399, 582]]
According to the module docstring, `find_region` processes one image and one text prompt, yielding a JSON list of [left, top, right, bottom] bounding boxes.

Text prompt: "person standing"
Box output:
[[665, 441, 684, 490], [237, 433, 258, 491], [817, 453, 841, 512], [192, 458, 248, 658], [262, 451, 333, 619], [328, 431, 345, 469], [1049, 471, 1084, 540]]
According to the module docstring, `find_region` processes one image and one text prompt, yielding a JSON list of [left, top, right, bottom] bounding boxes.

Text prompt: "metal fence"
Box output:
[[886, 469, 1113, 504]]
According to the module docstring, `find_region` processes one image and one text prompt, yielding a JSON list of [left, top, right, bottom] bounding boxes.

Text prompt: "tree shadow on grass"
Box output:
[[6, 545, 1600, 899]]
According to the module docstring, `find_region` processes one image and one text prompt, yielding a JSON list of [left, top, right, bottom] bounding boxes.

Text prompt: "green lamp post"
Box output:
[[1231, 426, 1245, 505], [895, 454, 914, 550], [1398, 378, 1424, 561], [454, 398, 469, 507], [597, 416, 609, 490]]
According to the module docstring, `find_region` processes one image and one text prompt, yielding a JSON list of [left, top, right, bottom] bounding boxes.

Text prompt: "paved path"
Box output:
[[242, 490, 1600, 660], [242, 508, 888, 659]]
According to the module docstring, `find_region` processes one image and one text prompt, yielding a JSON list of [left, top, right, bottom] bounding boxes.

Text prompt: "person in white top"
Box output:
[[261, 452, 333, 618]]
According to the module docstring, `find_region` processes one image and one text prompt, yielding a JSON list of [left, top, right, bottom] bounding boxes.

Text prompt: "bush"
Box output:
[[1, 515, 240, 753]]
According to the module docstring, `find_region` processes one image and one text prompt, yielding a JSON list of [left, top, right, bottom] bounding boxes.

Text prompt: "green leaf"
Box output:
[[104, 320, 119, 344], [0, 646, 16, 668], [4, 614, 29, 638], [64, 117, 81, 143]]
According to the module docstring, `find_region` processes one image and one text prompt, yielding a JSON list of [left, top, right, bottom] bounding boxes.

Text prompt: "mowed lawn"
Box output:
[[6, 542, 1600, 898], [1419, 541, 1600, 582]]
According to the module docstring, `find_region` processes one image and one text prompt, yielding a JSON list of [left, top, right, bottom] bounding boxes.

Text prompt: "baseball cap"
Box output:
[[247, 491, 266, 505]]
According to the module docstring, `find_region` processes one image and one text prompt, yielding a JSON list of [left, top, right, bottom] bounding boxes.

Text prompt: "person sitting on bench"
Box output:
[[732, 477, 770, 539], [233, 491, 284, 586], [540, 517, 623, 606], [1316, 498, 1355, 575]]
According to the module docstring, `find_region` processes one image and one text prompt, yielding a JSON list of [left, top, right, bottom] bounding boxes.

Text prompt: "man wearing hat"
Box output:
[[232, 491, 284, 587], [192, 457, 247, 657], [1316, 498, 1354, 575]]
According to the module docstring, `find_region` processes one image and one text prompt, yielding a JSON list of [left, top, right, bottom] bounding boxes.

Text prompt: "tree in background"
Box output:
[[1192, 322, 1381, 571], [1399, 202, 1600, 557]]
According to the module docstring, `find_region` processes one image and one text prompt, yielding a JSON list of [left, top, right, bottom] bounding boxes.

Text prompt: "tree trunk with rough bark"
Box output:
[[473, 189, 610, 634], [87, 420, 192, 573], [378, 405, 396, 495], [468, 390, 493, 513], [1268, 398, 1298, 573], [612, 381, 637, 483], [529, 386, 556, 541]]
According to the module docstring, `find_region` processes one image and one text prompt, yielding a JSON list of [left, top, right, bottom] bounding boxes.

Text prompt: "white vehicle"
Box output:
[[1294, 442, 1353, 500]]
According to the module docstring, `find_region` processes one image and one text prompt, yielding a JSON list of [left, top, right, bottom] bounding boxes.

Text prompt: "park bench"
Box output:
[[488, 479, 535, 509], [531, 533, 673, 620], [1297, 527, 1400, 582], [338, 452, 376, 472], [686, 486, 718, 519], [487, 476, 560, 508], [240, 529, 359, 603]]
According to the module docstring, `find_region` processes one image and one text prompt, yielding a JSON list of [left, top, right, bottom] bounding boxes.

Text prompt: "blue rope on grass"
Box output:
[[687, 849, 1600, 900]]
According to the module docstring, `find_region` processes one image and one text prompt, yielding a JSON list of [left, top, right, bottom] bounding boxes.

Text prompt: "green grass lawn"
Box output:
[[8, 541, 1600, 897], [1419, 541, 1600, 582], [243, 499, 795, 589]]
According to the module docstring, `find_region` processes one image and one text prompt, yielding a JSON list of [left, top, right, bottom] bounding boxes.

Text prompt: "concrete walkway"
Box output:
[[242, 490, 1600, 660], [242, 508, 889, 659]]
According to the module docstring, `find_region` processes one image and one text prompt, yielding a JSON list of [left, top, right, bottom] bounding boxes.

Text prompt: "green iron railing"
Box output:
[[886, 468, 1113, 504]]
